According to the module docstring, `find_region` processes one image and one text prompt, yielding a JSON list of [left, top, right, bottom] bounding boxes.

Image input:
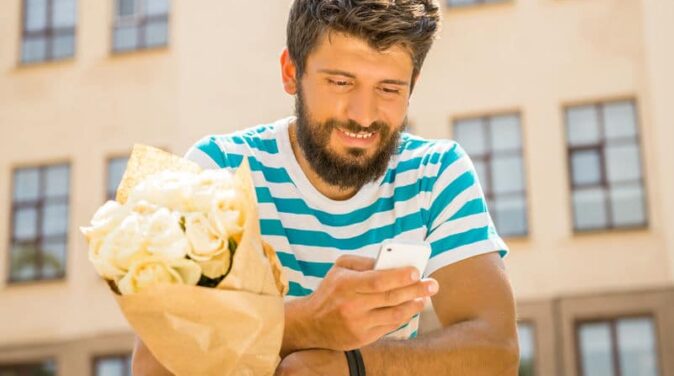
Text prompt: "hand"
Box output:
[[275, 349, 348, 376], [286, 255, 438, 352]]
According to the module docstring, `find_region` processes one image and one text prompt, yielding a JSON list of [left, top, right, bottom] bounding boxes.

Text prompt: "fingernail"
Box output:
[[410, 270, 420, 282], [427, 281, 438, 294]]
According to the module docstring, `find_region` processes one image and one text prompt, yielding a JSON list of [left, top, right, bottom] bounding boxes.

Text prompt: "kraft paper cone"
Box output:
[[111, 144, 288, 375], [116, 285, 284, 376]]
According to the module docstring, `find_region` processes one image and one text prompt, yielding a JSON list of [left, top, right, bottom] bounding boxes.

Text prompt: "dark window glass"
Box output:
[[21, 0, 76, 64], [454, 113, 528, 237], [113, 0, 169, 52], [0, 360, 56, 376], [566, 100, 647, 231], [9, 164, 70, 283], [577, 316, 659, 376], [106, 157, 129, 200]]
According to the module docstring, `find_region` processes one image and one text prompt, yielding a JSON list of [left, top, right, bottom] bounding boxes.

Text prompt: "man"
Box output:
[[134, 0, 518, 374]]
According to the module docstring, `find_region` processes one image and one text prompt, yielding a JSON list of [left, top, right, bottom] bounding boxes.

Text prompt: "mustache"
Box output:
[[326, 119, 387, 133]]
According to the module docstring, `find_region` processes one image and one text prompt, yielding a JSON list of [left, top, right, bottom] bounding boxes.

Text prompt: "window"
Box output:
[[21, 0, 77, 64], [113, 0, 169, 52], [93, 354, 131, 376], [517, 322, 536, 376], [0, 360, 56, 376], [447, 0, 508, 8], [9, 164, 70, 283], [106, 157, 129, 200], [577, 316, 659, 376], [453, 113, 528, 237], [565, 100, 647, 231]]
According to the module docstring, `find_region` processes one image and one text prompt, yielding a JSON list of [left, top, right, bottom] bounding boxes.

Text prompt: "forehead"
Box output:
[[305, 31, 414, 79]]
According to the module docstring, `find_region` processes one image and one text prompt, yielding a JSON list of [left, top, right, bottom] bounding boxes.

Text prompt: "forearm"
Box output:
[[281, 297, 315, 357], [361, 318, 519, 376]]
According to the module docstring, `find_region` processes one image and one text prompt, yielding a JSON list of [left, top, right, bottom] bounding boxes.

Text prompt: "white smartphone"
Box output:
[[373, 240, 432, 277]]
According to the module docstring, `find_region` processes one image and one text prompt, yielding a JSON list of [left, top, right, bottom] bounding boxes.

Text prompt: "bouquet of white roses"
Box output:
[[80, 144, 287, 376]]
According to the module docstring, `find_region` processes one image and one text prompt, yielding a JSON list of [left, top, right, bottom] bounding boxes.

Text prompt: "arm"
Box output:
[[277, 252, 519, 375], [361, 251, 519, 375]]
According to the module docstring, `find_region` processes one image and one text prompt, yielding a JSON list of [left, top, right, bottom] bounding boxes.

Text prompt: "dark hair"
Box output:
[[286, 0, 441, 81]]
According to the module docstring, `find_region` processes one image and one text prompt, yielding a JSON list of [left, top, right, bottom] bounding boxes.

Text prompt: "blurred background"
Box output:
[[0, 0, 673, 375]]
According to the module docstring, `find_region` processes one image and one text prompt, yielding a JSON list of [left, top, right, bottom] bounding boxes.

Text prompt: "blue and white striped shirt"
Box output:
[[185, 116, 508, 339]]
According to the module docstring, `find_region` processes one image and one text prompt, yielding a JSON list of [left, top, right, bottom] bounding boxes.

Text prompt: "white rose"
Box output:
[[209, 189, 244, 238], [92, 214, 147, 279], [196, 248, 232, 279], [144, 208, 190, 260], [188, 169, 235, 212], [129, 199, 159, 216], [184, 212, 226, 262], [129, 171, 193, 211], [196, 169, 235, 189], [80, 200, 129, 243], [117, 257, 201, 295], [189, 182, 217, 213]]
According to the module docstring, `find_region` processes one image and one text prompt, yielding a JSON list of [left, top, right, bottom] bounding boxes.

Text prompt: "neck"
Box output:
[[288, 121, 360, 201]]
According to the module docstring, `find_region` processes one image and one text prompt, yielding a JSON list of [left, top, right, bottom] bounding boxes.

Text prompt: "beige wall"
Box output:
[[640, 0, 674, 284], [410, 0, 673, 300], [1, 0, 672, 374]]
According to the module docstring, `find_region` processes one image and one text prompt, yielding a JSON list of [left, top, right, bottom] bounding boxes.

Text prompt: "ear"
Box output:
[[280, 49, 298, 95]]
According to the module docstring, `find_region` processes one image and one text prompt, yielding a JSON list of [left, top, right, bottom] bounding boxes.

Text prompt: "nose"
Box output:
[[345, 87, 378, 128]]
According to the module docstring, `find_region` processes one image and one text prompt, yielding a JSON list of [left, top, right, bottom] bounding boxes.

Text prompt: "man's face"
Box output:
[[293, 32, 414, 190]]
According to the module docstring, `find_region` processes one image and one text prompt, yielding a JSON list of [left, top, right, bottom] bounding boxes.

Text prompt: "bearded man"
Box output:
[[135, 1, 519, 374]]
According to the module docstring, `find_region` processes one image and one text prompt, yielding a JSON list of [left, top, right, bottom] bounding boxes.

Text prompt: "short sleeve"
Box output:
[[183, 136, 231, 170], [423, 142, 508, 277]]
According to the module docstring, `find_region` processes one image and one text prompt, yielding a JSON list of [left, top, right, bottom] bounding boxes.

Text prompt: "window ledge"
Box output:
[[4, 276, 67, 290], [572, 224, 650, 237], [110, 45, 170, 59], [13, 57, 76, 72]]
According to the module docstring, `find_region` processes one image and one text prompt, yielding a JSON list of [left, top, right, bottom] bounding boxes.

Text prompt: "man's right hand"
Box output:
[[282, 254, 438, 356]]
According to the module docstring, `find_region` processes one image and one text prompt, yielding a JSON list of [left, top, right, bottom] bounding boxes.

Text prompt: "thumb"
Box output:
[[334, 255, 375, 271]]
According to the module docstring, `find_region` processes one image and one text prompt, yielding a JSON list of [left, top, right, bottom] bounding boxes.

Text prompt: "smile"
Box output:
[[337, 128, 375, 139]]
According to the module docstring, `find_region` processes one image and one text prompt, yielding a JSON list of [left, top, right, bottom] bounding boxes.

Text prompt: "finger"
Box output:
[[353, 266, 420, 293], [362, 278, 438, 309], [335, 255, 375, 271], [367, 323, 401, 341], [367, 297, 426, 328]]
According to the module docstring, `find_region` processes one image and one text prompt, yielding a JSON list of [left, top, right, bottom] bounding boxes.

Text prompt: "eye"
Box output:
[[327, 78, 352, 87], [380, 87, 401, 95]]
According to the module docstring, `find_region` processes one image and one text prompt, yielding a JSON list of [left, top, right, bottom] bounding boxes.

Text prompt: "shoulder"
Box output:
[[184, 118, 291, 169], [395, 133, 469, 174]]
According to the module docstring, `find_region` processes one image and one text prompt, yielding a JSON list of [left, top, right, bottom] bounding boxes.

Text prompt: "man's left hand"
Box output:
[[275, 349, 349, 376]]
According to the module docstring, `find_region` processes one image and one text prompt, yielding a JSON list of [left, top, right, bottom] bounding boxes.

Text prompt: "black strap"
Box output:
[[353, 349, 366, 376], [344, 349, 366, 376], [345, 350, 358, 376]]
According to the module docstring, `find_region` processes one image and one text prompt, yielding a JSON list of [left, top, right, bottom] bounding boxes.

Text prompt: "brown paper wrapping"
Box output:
[[111, 144, 288, 375]]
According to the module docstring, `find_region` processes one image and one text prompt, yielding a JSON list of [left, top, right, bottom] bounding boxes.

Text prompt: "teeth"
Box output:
[[340, 128, 374, 139]]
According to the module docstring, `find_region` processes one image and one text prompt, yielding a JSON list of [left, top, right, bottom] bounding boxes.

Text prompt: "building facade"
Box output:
[[0, 0, 672, 375]]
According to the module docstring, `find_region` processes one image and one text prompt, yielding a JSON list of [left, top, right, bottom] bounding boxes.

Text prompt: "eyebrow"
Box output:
[[318, 69, 410, 86]]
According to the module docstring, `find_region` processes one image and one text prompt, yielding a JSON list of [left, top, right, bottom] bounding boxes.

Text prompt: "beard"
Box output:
[[294, 86, 405, 190]]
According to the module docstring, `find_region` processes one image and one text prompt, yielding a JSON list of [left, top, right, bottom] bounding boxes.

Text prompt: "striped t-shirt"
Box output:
[[184, 116, 508, 339]]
